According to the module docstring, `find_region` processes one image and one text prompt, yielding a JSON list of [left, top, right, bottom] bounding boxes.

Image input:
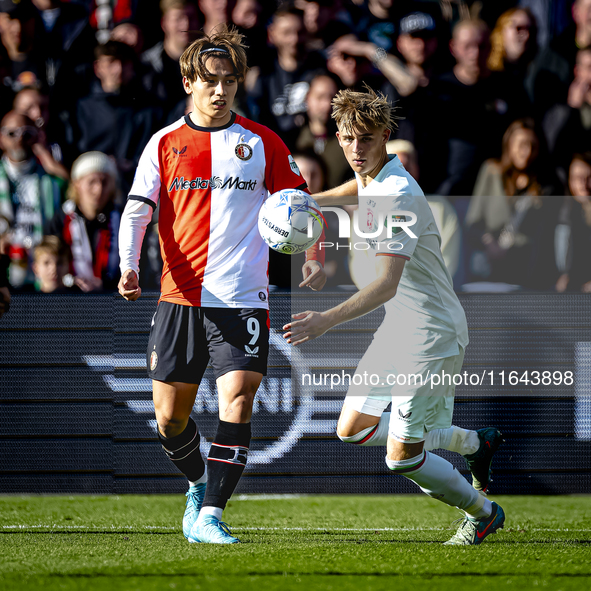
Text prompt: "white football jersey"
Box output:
[[357, 155, 469, 359]]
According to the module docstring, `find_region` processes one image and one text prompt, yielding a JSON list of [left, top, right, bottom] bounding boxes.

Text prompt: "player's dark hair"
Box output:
[[180, 24, 248, 84]]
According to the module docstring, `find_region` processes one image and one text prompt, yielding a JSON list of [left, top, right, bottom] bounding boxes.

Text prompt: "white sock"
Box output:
[[188, 467, 208, 488], [337, 414, 389, 446], [386, 451, 492, 520], [423, 426, 480, 455], [197, 506, 223, 523]]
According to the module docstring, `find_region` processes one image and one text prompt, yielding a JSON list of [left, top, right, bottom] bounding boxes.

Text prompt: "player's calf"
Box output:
[[158, 417, 208, 538], [189, 420, 251, 543], [385, 436, 494, 529]]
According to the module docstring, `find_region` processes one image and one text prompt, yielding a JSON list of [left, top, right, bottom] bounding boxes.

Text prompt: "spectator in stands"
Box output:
[[247, 4, 325, 149], [465, 120, 561, 290], [199, 0, 236, 37], [111, 21, 145, 55], [141, 0, 201, 115], [232, 0, 261, 31], [472, 118, 559, 200], [45, 151, 121, 292], [295, 73, 350, 188], [13, 85, 68, 179], [30, 1, 96, 101], [519, 0, 573, 51], [425, 18, 530, 196], [31, 234, 76, 292], [295, 0, 352, 53], [555, 152, 591, 293], [346, 0, 404, 55], [89, 1, 162, 50], [488, 7, 538, 103], [395, 10, 447, 93], [489, 7, 538, 74], [385, 138, 419, 180], [0, 0, 45, 90], [0, 110, 66, 288], [326, 31, 402, 105], [232, 0, 267, 67], [528, 0, 591, 117], [543, 47, 591, 179], [326, 16, 428, 101], [67, 41, 161, 192], [0, 214, 10, 316]]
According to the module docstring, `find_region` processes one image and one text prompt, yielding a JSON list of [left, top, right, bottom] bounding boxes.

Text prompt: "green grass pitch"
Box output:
[[1, 495, 590, 591]]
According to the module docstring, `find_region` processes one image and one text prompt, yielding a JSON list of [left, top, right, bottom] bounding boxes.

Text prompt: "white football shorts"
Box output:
[[343, 341, 465, 441]]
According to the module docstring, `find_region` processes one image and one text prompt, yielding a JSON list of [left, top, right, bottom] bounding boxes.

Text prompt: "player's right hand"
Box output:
[[118, 269, 141, 301]]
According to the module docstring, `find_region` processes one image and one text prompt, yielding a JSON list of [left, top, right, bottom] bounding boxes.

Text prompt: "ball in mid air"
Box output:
[[258, 188, 324, 255]]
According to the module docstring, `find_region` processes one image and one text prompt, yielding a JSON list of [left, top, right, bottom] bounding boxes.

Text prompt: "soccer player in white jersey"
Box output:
[[284, 87, 505, 545], [117, 26, 326, 544]]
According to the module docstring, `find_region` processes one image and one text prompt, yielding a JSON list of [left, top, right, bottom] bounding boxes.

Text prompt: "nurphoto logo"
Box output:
[[308, 208, 418, 250]]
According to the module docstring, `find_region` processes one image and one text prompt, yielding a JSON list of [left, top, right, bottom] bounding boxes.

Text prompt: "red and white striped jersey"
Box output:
[[127, 113, 307, 308]]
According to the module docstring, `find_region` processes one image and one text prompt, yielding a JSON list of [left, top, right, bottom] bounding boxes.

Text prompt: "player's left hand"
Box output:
[[283, 310, 331, 346], [300, 260, 327, 291]]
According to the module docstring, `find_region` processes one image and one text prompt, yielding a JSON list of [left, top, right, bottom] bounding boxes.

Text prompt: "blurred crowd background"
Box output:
[[0, 0, 590, 304]]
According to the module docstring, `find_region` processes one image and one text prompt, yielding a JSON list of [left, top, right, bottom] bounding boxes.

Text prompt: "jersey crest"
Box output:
[[235, 142, 253, 161]]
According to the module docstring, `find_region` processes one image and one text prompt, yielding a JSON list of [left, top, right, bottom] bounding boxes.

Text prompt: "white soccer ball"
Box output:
[[258, 188, 323, 255]]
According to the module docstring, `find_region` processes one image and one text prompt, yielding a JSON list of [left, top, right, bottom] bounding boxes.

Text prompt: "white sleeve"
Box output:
[[129, 132, 162, 207], [119, 199, 154, 275], [120, 131, 162, 275]]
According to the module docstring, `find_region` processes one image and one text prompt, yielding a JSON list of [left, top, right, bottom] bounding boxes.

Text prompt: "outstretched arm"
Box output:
[[284, 255, 406, 345], [313, 178, 358, 206], [330, 36, 418, 97]]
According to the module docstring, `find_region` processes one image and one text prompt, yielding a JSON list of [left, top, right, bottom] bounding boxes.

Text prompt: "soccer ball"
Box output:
[[258, 188, 324, 255]]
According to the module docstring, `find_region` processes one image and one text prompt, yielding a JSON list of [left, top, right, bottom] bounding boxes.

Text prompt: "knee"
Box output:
[[386, 439, 424, 462], [336, 423, 362, 443], [221, 391, 256, 422], [156, 414, 189, 439]]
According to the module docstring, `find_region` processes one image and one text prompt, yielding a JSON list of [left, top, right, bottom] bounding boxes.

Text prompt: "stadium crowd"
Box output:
[[0, 0, 591, 314]]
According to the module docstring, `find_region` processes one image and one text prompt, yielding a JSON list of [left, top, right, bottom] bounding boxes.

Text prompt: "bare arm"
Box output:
[[330, 37, 418, 97], [284, 256, 406, 345], [313, 178, 358, 206], [374, 52, 419, 97]]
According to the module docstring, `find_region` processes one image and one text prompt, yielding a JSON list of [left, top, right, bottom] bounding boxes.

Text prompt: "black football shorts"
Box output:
[[146, 302, 270, 383]]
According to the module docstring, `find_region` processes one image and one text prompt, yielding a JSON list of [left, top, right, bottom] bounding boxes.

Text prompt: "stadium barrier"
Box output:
[[1, 291, 590, 494]]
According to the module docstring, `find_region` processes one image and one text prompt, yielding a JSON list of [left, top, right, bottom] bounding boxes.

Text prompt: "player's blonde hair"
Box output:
[[331, 85, 396, 134], [180, 24, 248, 84]]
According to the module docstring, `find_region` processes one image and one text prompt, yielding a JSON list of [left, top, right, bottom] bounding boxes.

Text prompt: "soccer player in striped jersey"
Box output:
[[284, 86, 505, 546], [118, 26, 326, 544]]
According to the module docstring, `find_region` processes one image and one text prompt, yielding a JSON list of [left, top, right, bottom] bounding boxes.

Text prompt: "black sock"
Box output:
[[158, 417, 205, 482], [202, 420, 251, 509]]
